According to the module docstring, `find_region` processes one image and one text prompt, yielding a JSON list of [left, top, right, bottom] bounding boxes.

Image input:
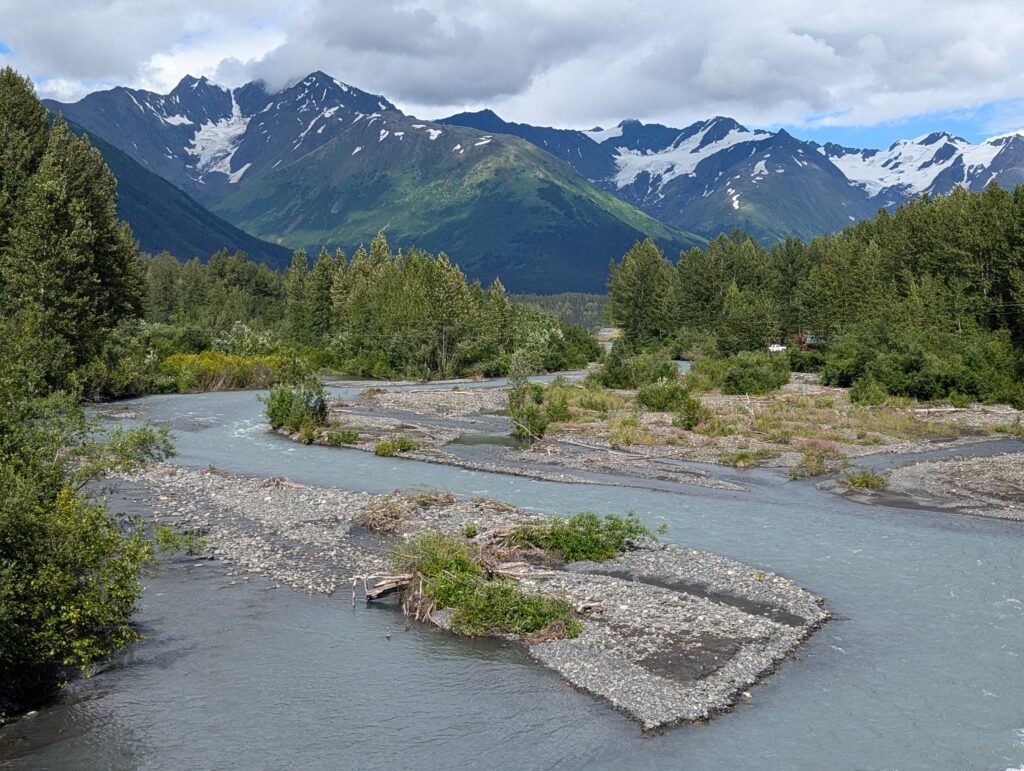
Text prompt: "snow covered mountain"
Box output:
[[444, 112, 876, 243], [46, 73, 700, 292], [824, 131, 1024, 202], [444, 112, 1024, 244], [46, 72, 401, 203], [47, 69, 1024, 287]]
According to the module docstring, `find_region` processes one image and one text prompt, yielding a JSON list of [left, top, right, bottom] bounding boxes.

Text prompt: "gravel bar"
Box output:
[[118, 464, 827, 729]]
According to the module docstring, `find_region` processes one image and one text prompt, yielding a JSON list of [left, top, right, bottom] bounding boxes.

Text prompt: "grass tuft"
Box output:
[[511, 511, 658, 562], [789, 442, 848, 479], [838, 467, 888, 490], [374, 437, 423, 456]]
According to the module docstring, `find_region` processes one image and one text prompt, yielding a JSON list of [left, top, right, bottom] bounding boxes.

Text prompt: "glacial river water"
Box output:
[[1, 385, 1022, 770]]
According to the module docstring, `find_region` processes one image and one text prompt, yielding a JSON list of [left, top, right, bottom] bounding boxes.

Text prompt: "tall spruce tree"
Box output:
[[306, 248, 335, 342], [607, 238, 676, 346], [283, 250, 308, 343]]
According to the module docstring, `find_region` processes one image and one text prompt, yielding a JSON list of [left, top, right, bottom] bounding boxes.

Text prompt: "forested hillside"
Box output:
[[71, 122, 292, 267], [47, 73, 702, 293], [512, 292, 607, 329]]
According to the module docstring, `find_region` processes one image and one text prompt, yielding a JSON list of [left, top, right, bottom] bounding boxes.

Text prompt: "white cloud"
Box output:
[[4, 0, 1024, 136]]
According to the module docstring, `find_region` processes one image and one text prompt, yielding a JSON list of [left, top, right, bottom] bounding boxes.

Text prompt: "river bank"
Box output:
[[118, 463, 826, 729], [278, 374, 1024, 497], [831, 450, 1024, 521]]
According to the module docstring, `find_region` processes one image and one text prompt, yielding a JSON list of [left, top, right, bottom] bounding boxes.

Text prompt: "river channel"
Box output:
[[1, 383, 1022, 770]]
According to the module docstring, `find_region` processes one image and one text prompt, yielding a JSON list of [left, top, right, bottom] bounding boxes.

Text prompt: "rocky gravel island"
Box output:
[[119, 464, 827, 730]]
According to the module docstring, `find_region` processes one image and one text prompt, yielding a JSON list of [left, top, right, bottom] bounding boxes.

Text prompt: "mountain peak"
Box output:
[[170, 74, 227, 99], [918, 130, 966, 146]]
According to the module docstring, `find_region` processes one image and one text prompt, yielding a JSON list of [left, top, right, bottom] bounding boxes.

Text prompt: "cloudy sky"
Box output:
[[2, 0, 1023, 148]]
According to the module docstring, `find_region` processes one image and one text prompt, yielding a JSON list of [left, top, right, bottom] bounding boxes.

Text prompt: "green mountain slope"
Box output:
[[67, 121, 292, 267], [213, 123, 701, 292]]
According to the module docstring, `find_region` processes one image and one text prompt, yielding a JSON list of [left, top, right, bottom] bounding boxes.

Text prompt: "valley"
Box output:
[[3, 37, 1024, 771]]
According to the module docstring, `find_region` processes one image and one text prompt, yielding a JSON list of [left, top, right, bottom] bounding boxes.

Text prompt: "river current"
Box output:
[[1, 386, 1022, 770]]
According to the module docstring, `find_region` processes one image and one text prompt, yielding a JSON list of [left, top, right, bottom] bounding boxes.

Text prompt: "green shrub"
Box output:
[[823, 325, 1024, 408], [693, 416, 738, 437], [298, 419, 319, 444], [947, 391, 972, 408], [162, 351, 284, 392], [669, 327, 719, 360], [391, 532, 582, 638], [374, 437, 423, 456], [590, 343, 677, 389], [992, 419, 1024, 437], [689, 352, 790, 395], [544, 389, 572, 422], [789, 443, 847, 478], [0, 385, 172, 708], [720, 352, 790, 395], [839, 467, 888, 490], [153, 524, 205, 556], [719, 451, 758, 468], [512, 512, 657, 562], [630, 351, 679, 388], [636, 377, 689, 412], [577, 387, 618, 415], [446, 578, 583, 638], [788, 348, 825, 373], [672, 394, 713, 429], [719, 448, 780, 468], [265, 382, 328, 432], [686, 355, 728, 392], [326, 429, 359, 445], [508, 382, 551, 440], [849, 376, 889, 405]]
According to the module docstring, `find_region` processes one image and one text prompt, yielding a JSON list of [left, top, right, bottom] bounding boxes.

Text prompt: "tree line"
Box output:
[[137, 234, 599, 387], [608, 187, 1024, 405]]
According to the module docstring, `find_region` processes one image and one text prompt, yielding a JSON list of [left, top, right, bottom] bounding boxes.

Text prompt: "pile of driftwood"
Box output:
[[353, 490, 458, 534], [350, 559, 544, 608]]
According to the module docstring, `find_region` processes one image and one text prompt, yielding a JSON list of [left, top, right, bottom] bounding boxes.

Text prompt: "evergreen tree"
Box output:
[[0, 67, 49, 252], [607, 238, 676, 345], [283, 250, 308, 343], [329, 248, 349, 322], [717, 282, 779, 354], [306, 248, 335, 342], [146, 252, 181, 324], [1, 110, 144, 386]]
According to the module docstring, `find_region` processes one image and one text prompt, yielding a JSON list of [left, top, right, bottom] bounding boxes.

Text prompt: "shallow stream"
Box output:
[[1, 386, 1022, 770]]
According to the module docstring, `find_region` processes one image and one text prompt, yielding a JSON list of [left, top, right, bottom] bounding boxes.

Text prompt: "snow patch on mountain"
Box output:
[[583, 125, 624, 143], [612, 123, 770, 189], [228, 162, 251, 184], [186, 92, 249, 177], [161, 113, 192, 126]]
